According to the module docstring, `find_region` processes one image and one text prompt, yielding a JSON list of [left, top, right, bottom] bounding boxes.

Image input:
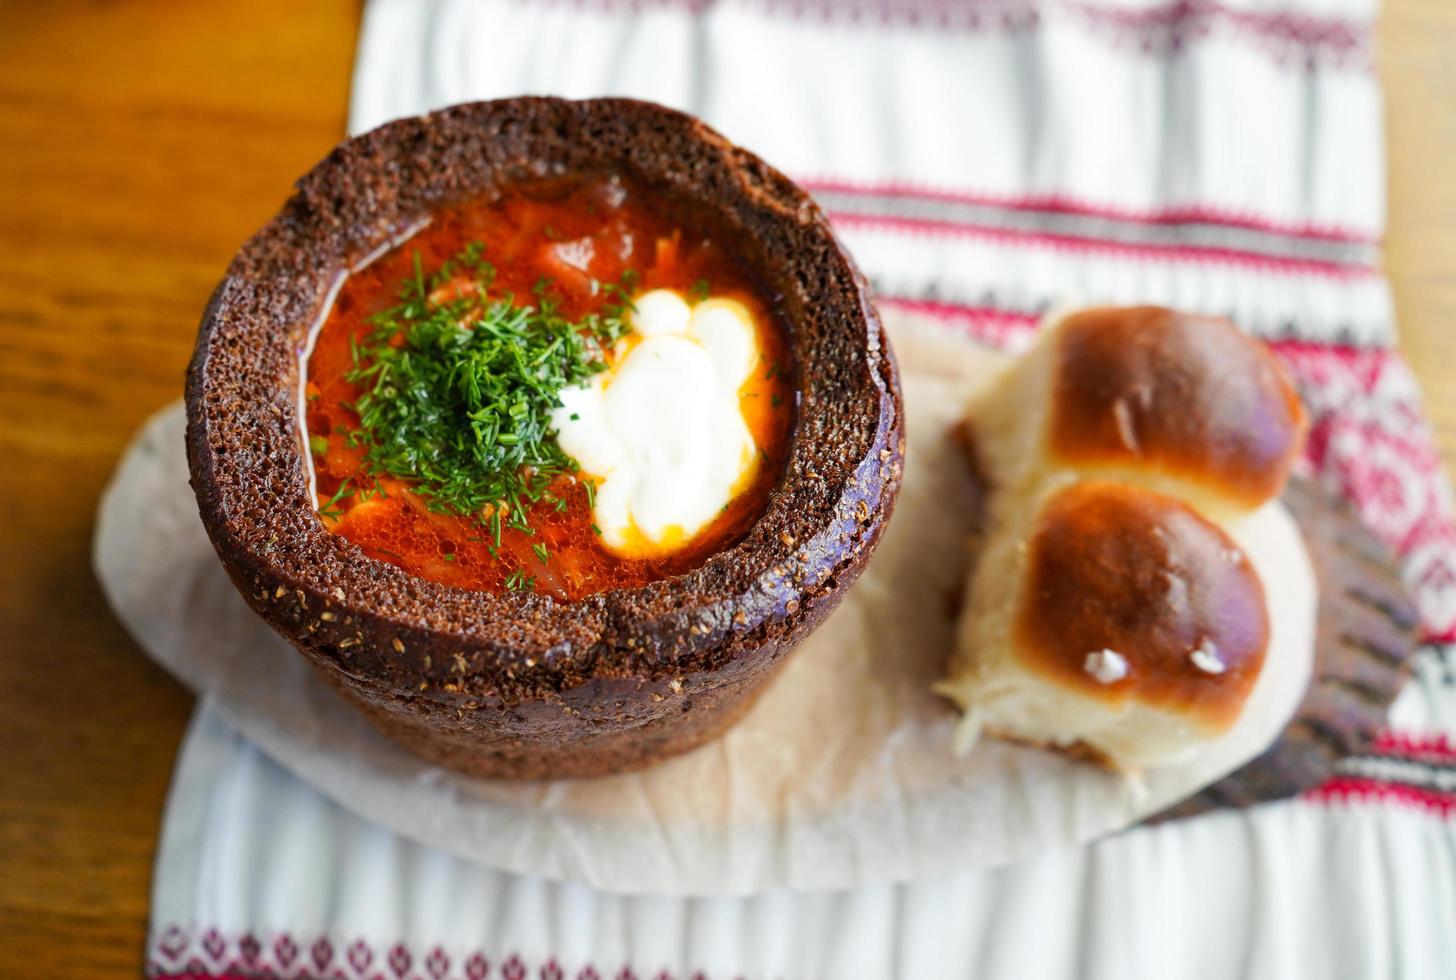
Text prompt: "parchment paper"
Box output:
[[94, 312, 1315, 896]]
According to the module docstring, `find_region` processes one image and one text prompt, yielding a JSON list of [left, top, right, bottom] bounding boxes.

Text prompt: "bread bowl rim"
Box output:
[[184, 96, 904, 702]]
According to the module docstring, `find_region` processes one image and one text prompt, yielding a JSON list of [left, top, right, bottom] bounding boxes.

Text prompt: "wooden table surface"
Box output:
[[1, 1, 1453, 974]]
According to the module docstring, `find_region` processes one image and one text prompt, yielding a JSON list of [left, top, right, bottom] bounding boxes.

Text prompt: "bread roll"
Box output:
[[941, 306, 1310, 770], [969, 306, 1306, 521]]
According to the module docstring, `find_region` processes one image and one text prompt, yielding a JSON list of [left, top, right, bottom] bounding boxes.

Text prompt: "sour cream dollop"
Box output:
[[551, 288, 761, 556]]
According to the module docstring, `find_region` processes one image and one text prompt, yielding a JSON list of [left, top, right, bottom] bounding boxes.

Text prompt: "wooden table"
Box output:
[[1, 1, 1452, 974], [0, 3, 359, 973]]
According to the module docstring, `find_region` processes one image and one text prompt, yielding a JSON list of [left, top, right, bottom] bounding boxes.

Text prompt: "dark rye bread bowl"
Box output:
[[185, 97, 904, 780]]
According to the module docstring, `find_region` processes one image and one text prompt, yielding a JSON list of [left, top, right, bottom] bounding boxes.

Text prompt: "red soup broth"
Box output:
[[303, 174, 796, 600]]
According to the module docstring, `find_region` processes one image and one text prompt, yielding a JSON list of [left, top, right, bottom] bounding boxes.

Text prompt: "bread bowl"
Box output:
[[185, 97, 903, 779]]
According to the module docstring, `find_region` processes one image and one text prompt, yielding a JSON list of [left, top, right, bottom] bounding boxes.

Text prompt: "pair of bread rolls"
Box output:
[[939, 306, 1308, 769]]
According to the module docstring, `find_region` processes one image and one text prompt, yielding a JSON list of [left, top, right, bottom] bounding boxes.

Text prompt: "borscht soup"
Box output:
[[302, 174, 796, 600]]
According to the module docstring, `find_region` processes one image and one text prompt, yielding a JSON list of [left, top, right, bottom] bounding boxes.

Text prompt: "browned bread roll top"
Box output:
[[1048, 307, 1305, 507]]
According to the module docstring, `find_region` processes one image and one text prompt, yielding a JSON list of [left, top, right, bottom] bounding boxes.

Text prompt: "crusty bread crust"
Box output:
[[185, 98, 904, 780], [1048, 306, 1306, 508], [1015, 480, 1269, 731]]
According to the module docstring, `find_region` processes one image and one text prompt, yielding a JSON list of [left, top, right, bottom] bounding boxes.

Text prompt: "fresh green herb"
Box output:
[[688, 278, 711, 303], [601, 277, 639, 312], [355, 480, 387, 503], [443, 553, 456, 562], [591, 522, 603, 536], [342, 244, 632, 549], [764, 360, 778, 381], [319, 478, 354, 520], [411, 252, 425, 305], [309, 435, 330, 457], [582, 479, 596, 509], [428, 241, 493, 291], [505, 569, 534, 592], [770, 393, 782, 408], [532, 543, 550, 564]]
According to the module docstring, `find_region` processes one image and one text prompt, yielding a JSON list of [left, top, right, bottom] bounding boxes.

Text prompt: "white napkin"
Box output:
[[133, 0, 1456, 976]]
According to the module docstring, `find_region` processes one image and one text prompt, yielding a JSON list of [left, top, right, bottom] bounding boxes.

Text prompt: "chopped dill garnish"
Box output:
[[309, 435, 330, 457], [532, 543, 550, 564], [318, 478, 354, 520], [601, 271, 639, 310], [342, 243, 632, 559], [355, 480, 387, 503]]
